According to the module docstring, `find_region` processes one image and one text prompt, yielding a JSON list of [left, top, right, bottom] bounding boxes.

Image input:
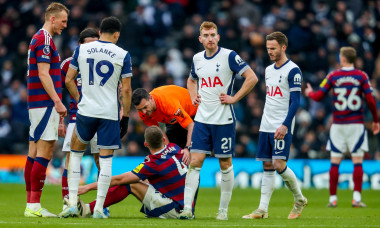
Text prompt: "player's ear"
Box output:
[[162, 137, 166, 143], [198, 36, 202, 43], [144, 142, 148, 147]]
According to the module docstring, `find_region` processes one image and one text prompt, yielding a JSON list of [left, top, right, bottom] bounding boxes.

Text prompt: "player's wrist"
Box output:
[[184, 146, 191, 150]]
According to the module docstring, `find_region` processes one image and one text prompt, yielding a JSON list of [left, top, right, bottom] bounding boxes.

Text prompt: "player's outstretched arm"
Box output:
[[65, 67, 80, 102], [220, 68, 258, 104], [38, 62, 67, 117], [78, 172, 141, 195]]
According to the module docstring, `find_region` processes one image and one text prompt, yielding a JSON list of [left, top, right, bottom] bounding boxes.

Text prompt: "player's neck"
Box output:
[[99, 34, 116, 44], [42, 23, 54, 36], [151, 96, 157, 111], [205, 46, 219, 58], [275, 56, 288, 68], [150, 145, 166, 154], [341, 63, 354, 68]]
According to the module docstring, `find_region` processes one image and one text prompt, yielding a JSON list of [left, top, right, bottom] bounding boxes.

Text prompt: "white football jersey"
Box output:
[[190, 47, 249, 125], [70, 40, 132, 121], [260, 60, 302, 133]]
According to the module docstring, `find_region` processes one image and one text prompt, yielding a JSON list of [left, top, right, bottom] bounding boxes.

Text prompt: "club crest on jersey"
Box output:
[[294, 73, 302, 85], [216, 63, 220, 72], [267, 86, 283, 97], [43, 45, 50, 55], [235, 55, 244, 66], [201, 76, 223, 88]]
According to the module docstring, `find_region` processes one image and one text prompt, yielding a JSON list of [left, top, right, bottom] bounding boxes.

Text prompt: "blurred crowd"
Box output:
[[1, 0, 380, 160]]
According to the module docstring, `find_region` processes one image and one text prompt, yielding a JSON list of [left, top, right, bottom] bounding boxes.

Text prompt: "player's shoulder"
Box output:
[[33, 29, 53, 45], [193, 50, 205, 61], [60, 57, 73, 69]]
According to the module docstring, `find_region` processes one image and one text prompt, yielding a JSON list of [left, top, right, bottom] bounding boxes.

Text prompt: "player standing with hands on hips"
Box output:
[[59, 16, 132, 219], [305, 47, 380, 208], [243, 31, 307, 220], [24, 2, 69, 218], [178, 21, 258, 220]]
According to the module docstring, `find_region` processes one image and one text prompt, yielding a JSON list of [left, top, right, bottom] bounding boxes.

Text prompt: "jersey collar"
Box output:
[[204, 47, 221, 60], [40, 28, 52, 39], [153, 145, 167, 155], [98, 40, 112, 44], [274, 59, 290, 70], [341, 66, 354, 71]]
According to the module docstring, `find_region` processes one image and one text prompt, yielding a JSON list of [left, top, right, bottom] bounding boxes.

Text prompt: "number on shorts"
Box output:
[[172, 156, 188, 176], [221, 137, 232, 150], [86, 58, 114, 86], [334, 87, 361, 111], [274, 139, 285, 150]]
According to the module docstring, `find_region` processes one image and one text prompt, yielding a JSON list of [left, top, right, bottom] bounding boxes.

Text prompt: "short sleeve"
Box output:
[[35, 38, 52, 63], [228, 51, 249, 76], [288, 67, 302, 92], [69, 46, 80, 71], [121, 52, 133, 78], [189, 61, 198, 80]]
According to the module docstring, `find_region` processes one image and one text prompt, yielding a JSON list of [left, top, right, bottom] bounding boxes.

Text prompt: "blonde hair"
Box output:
[[200, 21, 218, 34], [340, 47, 357, 64], [45, 2, 70, 21], [266, 31, 288, 47]]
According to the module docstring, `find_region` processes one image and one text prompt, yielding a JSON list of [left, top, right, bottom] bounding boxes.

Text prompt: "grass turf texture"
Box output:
[[0, 184, 379, 227]]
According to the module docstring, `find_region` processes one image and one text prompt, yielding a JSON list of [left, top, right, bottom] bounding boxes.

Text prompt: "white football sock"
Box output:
[[258, 170, 275, 212], [219, 165, 234, 211], [94, 155, 113, 212], [279, 166, 304, 203], [183, 166, 201, 210], [68, 152, 83, 207], [329, 195, 337, 203], [353, 191, 361, 202], [28, 203, 41, 211]]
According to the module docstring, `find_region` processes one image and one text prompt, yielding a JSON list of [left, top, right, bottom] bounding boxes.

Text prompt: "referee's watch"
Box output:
[[184, 146, 191, 150]]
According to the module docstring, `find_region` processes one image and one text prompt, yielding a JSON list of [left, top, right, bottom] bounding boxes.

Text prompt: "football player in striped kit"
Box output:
[[24, 2, 69, 218], [305, 47, 379, 208]]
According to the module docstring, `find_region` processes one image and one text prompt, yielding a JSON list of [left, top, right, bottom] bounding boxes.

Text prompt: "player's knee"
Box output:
[[262, 161, 274, 170]]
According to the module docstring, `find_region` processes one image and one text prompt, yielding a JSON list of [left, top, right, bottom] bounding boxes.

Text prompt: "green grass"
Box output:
[[0, 184, 379, 227]]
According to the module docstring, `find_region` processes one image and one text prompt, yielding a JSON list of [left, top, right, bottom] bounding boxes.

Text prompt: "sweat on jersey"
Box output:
[[138, 85, 198, 128], [132, 143, 190, 207], [69, 40, 132, 121], [308, 67, 379, 124], [27, 28, 62, 109], [260, 60, 302, 133], [190, 47, 249, 125]]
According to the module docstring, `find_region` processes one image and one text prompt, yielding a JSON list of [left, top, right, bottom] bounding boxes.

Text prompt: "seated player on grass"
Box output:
[[76, 126, 195, 219]]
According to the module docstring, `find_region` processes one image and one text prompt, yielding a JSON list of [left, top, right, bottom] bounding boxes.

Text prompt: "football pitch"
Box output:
[[0, 184, 379, 227]]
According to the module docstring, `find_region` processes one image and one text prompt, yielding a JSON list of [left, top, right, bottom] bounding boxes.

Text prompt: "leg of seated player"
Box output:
[[352, 155, 364, 206], [182, 153, 205, 212], [25, 141, 37, 209], [94, 149, 114, 215], [329, 156, 343, 206], [218, 157, 234, 219]]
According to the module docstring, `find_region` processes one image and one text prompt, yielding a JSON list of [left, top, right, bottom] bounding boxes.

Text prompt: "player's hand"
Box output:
[[54, 101, 67, 117], [120, 116, 129, 139], [274, 125, 287, 140], [219, 92, 235, 104], [58, 117, 66, 137], [192, 94, 201, 106], [78, 185, 89, 195], [304, 83, 313, 97], [372, 122, 380, 135], [181, 148, 191, 166]]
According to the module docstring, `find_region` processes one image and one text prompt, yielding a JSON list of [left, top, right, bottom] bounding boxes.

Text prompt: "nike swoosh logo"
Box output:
[[275, 151, 282, 154], [223, 150, 229, 153], [32, 212, 42, 217], [197, 67, 202, 70]]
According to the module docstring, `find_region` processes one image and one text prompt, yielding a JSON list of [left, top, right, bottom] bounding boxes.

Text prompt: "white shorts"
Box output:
[[29, 107, 59, 142], [62, 123, 99, 153], [141, 185, 181, 219], [327, 124, 368, 158]]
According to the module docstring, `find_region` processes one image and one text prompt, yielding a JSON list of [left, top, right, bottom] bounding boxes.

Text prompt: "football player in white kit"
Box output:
[[59, 17, 132, 219], [243, 32, 307, 220], [178, 21, 258, 220]]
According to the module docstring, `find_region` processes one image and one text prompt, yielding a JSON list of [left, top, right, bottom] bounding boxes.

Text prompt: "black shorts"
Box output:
[[165, 123, 187, 148]]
